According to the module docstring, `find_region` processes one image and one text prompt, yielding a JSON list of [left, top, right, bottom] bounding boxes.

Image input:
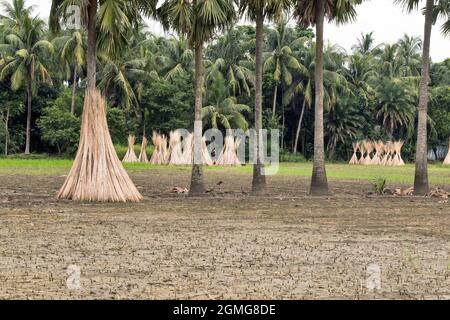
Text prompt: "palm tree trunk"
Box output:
[[4, 106, 9, 156], [413, 0, 433, 196], [71, 69, 77, 114], [294, 99, 307, 154], [142, 108, 146, 137], [310, 0, 329, 196], [24, 80, 32, 155], [57, 0, 142, 202], [189, 41, 206, 196], [272, 86, 278, 117], [252, 7, 267, 195]]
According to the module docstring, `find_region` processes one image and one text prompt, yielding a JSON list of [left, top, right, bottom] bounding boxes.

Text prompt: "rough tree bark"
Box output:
[[57, 0, 142, 202], [71, 69, 77, 115], [4, 106, 9, 156], [293, 99, 307, 154], [413, 0, 433, 196], [24, 79, 32, 155], [310, 0, 329, 196], [272, 85, 278, 117], [252, 7, 267, 195], [189, 41, 207, 196]]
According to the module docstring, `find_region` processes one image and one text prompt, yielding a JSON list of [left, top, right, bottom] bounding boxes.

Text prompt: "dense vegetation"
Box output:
[[0, 0, 449, 163]]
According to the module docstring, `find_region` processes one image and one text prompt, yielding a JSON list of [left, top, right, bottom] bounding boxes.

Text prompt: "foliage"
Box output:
[[373, 177, 387, 195], [37, 103, 80, 154]]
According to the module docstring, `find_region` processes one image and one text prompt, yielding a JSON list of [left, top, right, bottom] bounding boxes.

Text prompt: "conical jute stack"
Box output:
[[58, 89, 142, 202], [150, 132, 167, 165], [349, 142, 359, 165], [123, 135, 139, 163], [168, 131, 184, 165], [444, 139, 450, 165], [138, 136, 149, 163], [352, 140, 406, 167], [201, 137, 214, 166], [181, 133, 194, 165], [216, 135, 241, 166]]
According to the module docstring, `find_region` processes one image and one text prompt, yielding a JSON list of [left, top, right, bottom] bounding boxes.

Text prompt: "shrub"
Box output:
[[37, 105, 80, 155], [373, 177, 387, 195]]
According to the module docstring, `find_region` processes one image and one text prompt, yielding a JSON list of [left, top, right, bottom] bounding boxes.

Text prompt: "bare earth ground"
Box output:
[[0, 168, 449, 300]]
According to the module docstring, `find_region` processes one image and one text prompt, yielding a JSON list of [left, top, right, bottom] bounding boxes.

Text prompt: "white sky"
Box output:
[[15, 0, 450, 62]]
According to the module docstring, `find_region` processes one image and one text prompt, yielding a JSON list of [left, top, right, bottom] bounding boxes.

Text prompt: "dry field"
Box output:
[[0, 167, 449, 300]]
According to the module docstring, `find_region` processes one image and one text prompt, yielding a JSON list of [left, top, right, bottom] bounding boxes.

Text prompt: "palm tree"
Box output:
[[294, 0, 365, 196], [158, 37, 194, 82], [0, 0, 33, 31], [202, 73, 251, 131], [159, 0, 236, 196], [264, 20, 306, 117], [0, 7, 53, 155], [52, 30, 86, 114], [397, 34, 422, 77], [375, 77, 416, 137], [206, 27, 255, 97], [344, 53, 376, 106], [238, 0, 292, 195], [352, 32, 381, 55], [377, 43, 401, 77], [286, 42, 348, 155], [50, 0, 156, 202], [326, 103, 364, 159], [395, 0, 450, 195]]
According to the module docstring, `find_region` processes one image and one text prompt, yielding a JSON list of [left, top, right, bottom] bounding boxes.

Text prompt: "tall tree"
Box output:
[[395, 0, 450, 195], [294, 0, 364, 196], [352, 31, 381, 55], [52, 30, 86, 114], [159, 0, 236, 196], [265, 20, 306, 117], [0, 2, 53, 155], [202, 73, 251, 131], [239, 0, 291, 195], [50, 0, 156, 202], [206, 27, 255, 97], [397, 33, 422, 77]]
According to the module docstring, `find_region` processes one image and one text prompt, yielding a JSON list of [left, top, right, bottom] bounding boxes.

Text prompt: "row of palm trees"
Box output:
[[1, 0, 449, 201]]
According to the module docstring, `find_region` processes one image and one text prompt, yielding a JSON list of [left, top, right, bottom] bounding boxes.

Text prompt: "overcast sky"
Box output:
[[16, 0, 450, 62]]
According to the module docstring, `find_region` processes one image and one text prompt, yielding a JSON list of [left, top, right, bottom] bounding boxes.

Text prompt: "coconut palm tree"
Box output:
[[0, 10, 53, 155], [50, 0, 157, 202], [395, 0, 450, 195], [326, 103, 364, 159], [52, 30, 86, 114], [202, 73, 251, 131], [344, 53, 376, 106], [206, 27, 255, 97], [397, 34, 422, 77], [159, 0, 236, 196], [158, 37, 194, 82], [352, 32, 381, 55], [264, 19, 306, 117], [375, 77, 416, 137], [286, 42, 348, 155], [294, 0, 365, 196], [377, 43, 401, 77], [0, 0, 33, 31], [238, 0, 292, 195]]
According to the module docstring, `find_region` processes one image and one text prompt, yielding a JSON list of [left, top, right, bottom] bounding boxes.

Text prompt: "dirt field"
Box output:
[[0, 168, 449, 300]]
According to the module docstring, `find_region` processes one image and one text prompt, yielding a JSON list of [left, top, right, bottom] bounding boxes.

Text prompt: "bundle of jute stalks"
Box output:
[[349, 140, 405, 166]]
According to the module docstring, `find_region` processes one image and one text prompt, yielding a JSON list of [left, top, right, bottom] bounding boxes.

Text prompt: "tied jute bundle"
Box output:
[[123, 135, 139, 163], [58, 89, 142, 202], [138, 136, 149, 163], [444, 139, 450, 165], [350, 140, 406, 167]]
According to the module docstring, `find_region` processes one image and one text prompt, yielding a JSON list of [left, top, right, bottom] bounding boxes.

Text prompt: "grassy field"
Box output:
[[1, 157, 450, 185]]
